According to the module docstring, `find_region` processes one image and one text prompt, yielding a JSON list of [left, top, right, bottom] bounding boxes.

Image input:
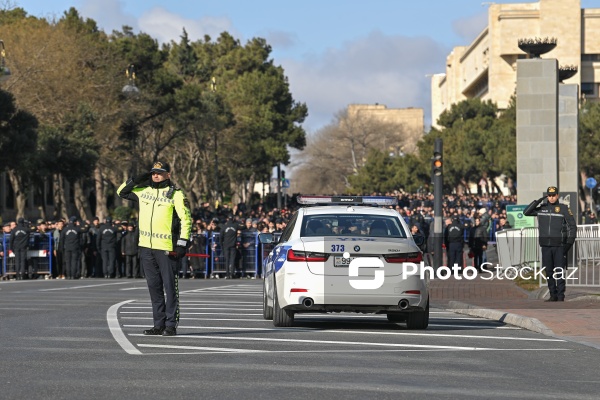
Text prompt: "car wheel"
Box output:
[[262, 278, 273, 320], [386, 313, 406, 323], [272, 281, 294, 327], [406, 299, 429, 330]]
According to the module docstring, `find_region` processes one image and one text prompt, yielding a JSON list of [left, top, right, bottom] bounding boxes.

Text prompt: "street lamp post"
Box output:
[[0, 40, 12, 82], [211, 77, 219, 203], [122, 65, 141, 174]]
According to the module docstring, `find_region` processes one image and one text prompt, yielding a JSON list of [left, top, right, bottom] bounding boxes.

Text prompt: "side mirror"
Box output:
[[258, 232, 275, 244]]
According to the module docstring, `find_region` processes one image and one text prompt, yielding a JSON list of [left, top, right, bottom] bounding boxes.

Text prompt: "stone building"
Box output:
[[431, 0, 600, 128]]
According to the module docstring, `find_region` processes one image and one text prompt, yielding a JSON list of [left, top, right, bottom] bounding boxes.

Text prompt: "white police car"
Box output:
[[260, 195, 429, 329]]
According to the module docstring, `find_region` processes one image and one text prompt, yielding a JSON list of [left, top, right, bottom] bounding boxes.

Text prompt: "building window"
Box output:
[[582, 83, 597, 98], [581, 54, 600, 62]]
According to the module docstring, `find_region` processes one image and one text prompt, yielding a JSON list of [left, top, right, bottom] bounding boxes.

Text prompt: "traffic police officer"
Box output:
[[117, 161, 192, 336], [524, 186, 577, 301]]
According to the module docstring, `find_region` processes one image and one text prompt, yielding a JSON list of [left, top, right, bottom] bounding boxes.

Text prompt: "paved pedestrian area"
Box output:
[[431, 277, 600, 349]]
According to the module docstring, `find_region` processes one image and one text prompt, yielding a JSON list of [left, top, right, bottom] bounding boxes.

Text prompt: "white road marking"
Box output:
[[137, 347, 570, 355], [120, 287, 148, 291], [123, 303, 261, 308], [121, 314, 265, 322], [124, 324, 564, 341], [120, 312, 263, 316], [138, 344, 266, 353], [108, 300, 141, 355], [180, 293, 262, 296], [122, 306, 262, 311], [39, 282, 131, 291], [130, 333, 492, 350]]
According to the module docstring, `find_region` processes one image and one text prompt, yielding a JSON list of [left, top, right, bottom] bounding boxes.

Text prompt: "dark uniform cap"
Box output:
[[69, 216, 77, 223], [36, 218, 45, 225], [546, 186, 559, 195], [17, 217, 24, 224], [150, 160, 170, 173]]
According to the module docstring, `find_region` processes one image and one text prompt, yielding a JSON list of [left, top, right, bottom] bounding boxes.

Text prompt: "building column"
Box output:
[[558, 83, 579, 220], [516, 59, 559, 204]]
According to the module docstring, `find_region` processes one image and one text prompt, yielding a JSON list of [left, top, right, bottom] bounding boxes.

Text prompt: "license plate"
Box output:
[[334, 256, 354, 267]]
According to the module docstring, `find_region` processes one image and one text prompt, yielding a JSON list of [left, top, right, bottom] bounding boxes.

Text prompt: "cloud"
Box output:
[[138, 7, 237, 44], [280, 30, 448, 133], [262, 30, 298, 50], [452, 12, 488, 42], [80, 0, 138, 34]]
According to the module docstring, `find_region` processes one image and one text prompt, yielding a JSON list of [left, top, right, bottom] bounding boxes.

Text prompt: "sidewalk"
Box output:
[[430, 277, 600, 349]]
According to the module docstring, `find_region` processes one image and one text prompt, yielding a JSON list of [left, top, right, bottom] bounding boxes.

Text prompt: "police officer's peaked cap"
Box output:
[[150, 160, 170, 173], [69, 216, 77, 223], [17, 217, 24, 224], [105, 216, 112, 223], [546, 186, 559, 195], [36, 218, 45, 225]]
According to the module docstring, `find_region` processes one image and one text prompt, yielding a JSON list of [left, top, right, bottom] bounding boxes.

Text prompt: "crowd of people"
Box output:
[[0, 191, 518, 280]]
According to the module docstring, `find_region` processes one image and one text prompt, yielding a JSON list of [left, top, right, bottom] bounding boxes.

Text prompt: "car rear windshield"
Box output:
[[301, 214, 407, 238]]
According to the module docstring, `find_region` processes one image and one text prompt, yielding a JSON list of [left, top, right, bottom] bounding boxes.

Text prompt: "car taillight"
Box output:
[[383, 252, 423, 263], [287, 249, 329, 262]]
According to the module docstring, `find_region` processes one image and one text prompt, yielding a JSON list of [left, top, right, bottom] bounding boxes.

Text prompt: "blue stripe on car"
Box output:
[[273, 245, 292, 273]]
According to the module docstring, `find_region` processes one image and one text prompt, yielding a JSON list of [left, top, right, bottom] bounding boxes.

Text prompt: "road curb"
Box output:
[[446, 301, 555, 336], [567, 295, 600, 303]]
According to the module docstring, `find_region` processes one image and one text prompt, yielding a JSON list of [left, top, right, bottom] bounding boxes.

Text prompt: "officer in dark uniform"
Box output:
[[220, 216, 240, 279], [97, 217, 117, 278], [60, 216, 82, 280], [121, 223, 140, 278], [524, 186, 577, 301], [444, 216, 464, 270], [10, 218, 31, 280]]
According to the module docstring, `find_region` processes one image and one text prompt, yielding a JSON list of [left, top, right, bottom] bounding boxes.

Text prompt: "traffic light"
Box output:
[[432, 153, 443, 177], [281, 170, 286, 181], [431, 137, 443, 179]]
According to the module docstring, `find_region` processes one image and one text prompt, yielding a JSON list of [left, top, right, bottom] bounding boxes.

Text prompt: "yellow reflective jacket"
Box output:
[[117, 179, 192, 251]]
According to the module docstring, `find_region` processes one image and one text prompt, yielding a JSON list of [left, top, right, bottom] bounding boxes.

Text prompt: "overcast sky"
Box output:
[[10, 0, 599, 133]]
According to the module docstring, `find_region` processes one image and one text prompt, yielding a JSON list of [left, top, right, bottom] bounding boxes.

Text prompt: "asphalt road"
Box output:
[[1, 278, 599, 400]]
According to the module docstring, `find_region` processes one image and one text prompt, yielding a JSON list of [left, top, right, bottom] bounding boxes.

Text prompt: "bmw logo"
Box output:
[[354, 245, 361, 252]]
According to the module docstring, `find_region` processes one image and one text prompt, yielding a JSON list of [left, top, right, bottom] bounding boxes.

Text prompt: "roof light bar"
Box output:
[[297, 195, 397, 206]]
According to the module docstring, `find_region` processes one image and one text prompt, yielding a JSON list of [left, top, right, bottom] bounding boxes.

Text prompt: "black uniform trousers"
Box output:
[[541, 246, 566, 300], [140, 247, 179, 328], [101, 248, 116, 277], [223, 246, 237, 278], [125, 255, 139, 278], [14, 249, 28, 277], [64, 250, 80, 279], [447, 242, 464, 269]]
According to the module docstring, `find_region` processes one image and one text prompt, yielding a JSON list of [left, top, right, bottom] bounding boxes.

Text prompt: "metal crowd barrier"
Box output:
[[2, 233, 53, 279], [187, 231, 264, 279], [496, 224, 600, 287]]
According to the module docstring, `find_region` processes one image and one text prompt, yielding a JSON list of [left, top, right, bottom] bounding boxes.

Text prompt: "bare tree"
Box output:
[[294, 109, 416, 194]]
